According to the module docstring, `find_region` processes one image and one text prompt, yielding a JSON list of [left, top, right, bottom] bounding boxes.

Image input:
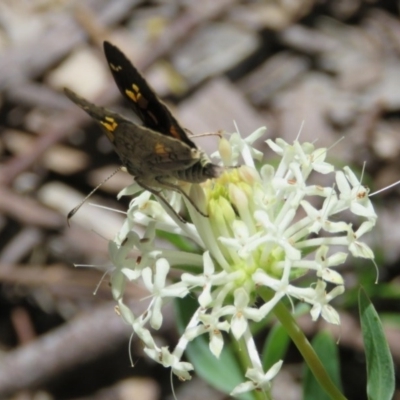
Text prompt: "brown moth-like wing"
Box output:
[[64, 88, 200, 179], [103, 41, 196, 149]]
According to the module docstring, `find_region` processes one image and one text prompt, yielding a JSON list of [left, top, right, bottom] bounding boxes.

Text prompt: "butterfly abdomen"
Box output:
[[174, 154, 223, 183]]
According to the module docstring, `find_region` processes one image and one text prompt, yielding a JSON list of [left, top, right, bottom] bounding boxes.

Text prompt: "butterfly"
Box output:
[[65, 41, 222, 220]]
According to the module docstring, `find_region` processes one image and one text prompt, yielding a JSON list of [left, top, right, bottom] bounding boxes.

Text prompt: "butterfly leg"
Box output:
[[136, 180, 187, 224], [155, 177, 209, 218]]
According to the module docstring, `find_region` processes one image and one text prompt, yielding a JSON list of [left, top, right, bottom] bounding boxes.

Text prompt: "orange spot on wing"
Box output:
[[100, 117, 118, 141], [110, 63, 122, 72], [154, 142, 169, 155], [125, 86, 149, 109], [169, 125, 181, 140], [125, 89, 137, 102]]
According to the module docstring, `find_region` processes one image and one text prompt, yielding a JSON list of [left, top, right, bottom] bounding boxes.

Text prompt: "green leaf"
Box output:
[[303, 332, 342, 400], [157, 229, 200, 253], [359, 288, 395, 400], [261, 323, 290, 370], [175, 297, 253, 400]]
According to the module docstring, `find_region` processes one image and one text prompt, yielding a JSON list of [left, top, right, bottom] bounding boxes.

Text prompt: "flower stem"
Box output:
[[259, 288, 347, 400]]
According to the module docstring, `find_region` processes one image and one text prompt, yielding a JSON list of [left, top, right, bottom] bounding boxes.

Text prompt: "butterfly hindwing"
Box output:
[[103, 41, 196, 149]]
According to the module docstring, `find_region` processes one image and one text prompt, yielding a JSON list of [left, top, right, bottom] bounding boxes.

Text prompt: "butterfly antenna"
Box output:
[[190, 130, 224, 139], [67, 166, 123, 226]]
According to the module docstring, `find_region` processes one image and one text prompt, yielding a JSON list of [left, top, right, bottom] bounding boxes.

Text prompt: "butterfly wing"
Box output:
[[103, 41, 196, 149], [64, 88, 200, 179]]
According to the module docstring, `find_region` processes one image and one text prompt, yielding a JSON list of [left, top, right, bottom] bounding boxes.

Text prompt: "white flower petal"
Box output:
[[231, 313, 248, 340], [209, 330, 224, 357]]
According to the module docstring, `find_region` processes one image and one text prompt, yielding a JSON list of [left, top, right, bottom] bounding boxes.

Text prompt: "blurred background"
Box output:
[[0, 0, 400, 399]]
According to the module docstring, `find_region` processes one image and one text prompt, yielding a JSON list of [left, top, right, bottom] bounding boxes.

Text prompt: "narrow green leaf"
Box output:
[[303, 331, 342, 400], [359, 288, 395, 400], [261, 323, 290, 370]]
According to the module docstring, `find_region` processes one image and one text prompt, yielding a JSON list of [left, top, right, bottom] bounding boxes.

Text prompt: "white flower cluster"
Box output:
[[108, 127, 376, 396]]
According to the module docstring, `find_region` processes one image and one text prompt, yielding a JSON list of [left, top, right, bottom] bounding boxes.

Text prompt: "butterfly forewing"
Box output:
[[103, 41, 196, 149]]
